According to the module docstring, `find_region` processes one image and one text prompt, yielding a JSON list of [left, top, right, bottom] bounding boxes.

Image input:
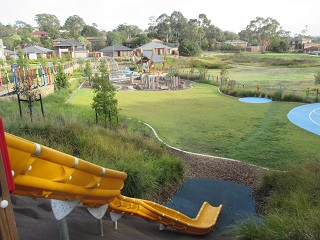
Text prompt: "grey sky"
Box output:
[[1, 0, 319, 36]]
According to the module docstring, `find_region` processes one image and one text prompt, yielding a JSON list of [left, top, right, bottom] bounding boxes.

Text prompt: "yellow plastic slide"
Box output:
[[5, 132, 222, 235]]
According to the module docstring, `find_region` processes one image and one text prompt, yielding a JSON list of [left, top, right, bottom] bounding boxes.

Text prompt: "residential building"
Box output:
[[31, 31, 49, 39], [246, 46, 262, 53], [137, 42, 172, 55], [290, 37, 312, 50], [99, 44, 133, 57], [22, 46, 53, 60], [53, 39, 89, 58], [0, 39, 5, 60], [221, 40, 248, 48]]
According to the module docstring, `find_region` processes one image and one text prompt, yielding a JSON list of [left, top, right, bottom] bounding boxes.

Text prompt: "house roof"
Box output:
[[74, 47, 89, 52], [224, 40, 248, 44], [54, 39, 84, 47], [142, 50, 164, 63], [4, 49, 14, 55], [99, 44, 132, 52], [31, 31, 49, 35], [138, 42, 170, 50], [23, 46, 53, 54]]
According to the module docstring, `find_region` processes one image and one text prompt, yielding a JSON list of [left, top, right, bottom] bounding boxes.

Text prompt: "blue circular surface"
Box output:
[[288, 103, 320, 136], [239, 97, 272, 103]]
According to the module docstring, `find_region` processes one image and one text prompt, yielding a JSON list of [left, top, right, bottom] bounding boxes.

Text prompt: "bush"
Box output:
[[282, 93, 303, 102], [228, 160, 320, 240], [268, 90, 282, 101]]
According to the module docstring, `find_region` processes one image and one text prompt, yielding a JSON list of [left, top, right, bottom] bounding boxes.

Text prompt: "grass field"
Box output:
[[177, 53, 320, 97], [207, 66, 319, 95], [69, 83, 319, 170]]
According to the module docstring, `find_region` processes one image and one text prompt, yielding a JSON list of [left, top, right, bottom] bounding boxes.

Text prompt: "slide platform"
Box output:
[[4, 132, 222, 235]]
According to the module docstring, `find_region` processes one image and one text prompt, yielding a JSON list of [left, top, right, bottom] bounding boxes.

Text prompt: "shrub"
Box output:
[[282, 93, 303, 102], [268, 90, 282, 101], [228, 159, 320, 240]]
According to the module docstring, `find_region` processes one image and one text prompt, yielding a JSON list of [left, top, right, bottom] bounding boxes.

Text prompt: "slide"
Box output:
[[4, 132, 222, 235]]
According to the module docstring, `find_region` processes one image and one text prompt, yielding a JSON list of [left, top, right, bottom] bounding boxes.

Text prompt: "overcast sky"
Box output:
[[1, 0, 319, 36]]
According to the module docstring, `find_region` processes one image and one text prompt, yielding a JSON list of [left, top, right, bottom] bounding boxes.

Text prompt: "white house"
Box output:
[[0, 39, 5, 60]]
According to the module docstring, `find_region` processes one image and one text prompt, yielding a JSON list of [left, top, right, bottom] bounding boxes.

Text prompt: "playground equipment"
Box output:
[[139, 74, 183, 90], [0, 129, 222, 238], [133, 48, 167, 74], [93, 56, 129, 80]]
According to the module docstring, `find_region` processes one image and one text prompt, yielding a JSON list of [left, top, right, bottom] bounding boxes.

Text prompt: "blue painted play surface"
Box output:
[[165, 178, 257, 238], [287, 103, 320, 136], [239, 97, 272, 103]]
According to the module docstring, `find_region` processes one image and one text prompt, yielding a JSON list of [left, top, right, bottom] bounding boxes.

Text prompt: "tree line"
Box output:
[[0, 12, 316, 56]]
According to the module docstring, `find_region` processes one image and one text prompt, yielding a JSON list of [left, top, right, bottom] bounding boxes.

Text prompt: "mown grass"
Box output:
[[0, 82, 185, 199], [69, 83, 319, 170]]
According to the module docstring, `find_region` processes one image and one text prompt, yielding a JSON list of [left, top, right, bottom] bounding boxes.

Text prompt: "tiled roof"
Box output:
[[99, 44, 132, 52], [54, 39, 84, 47], [138, 42, 170, 50], [32, 31, 49, 35], [23, 46, 53, 54]]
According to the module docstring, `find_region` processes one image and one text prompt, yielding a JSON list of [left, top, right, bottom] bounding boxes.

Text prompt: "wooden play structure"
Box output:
[[133, 48, 167, 75]]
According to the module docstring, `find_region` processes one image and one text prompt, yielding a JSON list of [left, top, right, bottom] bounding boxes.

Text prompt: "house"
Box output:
[[53, 39, 89, 58], [290, 37, 312, 50], [85, 36, 107, 47], [31, 31, 49, 39], [304, 46, 320, 54], [222, 40, 248, 48], [246, 46, 262, 53], [22, 46, 53, 60], [99, 44, 133, 57], [4, 49, 16, 60], [0, 39, 5, 60], [137, 42, 172, 55]]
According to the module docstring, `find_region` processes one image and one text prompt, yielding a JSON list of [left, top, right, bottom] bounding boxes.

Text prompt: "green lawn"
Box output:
[[208, 66, 318, 93], [69, 83, 319, 170]]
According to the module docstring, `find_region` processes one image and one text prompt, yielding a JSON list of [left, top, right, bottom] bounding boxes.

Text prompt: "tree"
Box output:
[[132, 34, 150, 48], [220, 67, 229, 81], [170, 11, 187, 42], [239, 17, 284, 53], [179, 39, 201, 56], [106, 31, 126, 45], [35, 14, 60, 39], [14, 21, 33, 33], [64, 15, 86, 38], [78, 36, 90, 47], [83, 60, 92, 82], [54, 64, 69, 90], [154, 14, 171, 42], [91, 59, 119, 129], [116, 24, 142, 39], [81, 25, 102, 37], [16, 49, 28, 68]]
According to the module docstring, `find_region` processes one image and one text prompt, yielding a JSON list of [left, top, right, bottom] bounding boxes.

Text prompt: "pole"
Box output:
[[58, 217, 69, 240], [39, 94, 45, 119], [97, 219, 103, 236], [28, 96, 33, 122], [17, 94, 22, 118]]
